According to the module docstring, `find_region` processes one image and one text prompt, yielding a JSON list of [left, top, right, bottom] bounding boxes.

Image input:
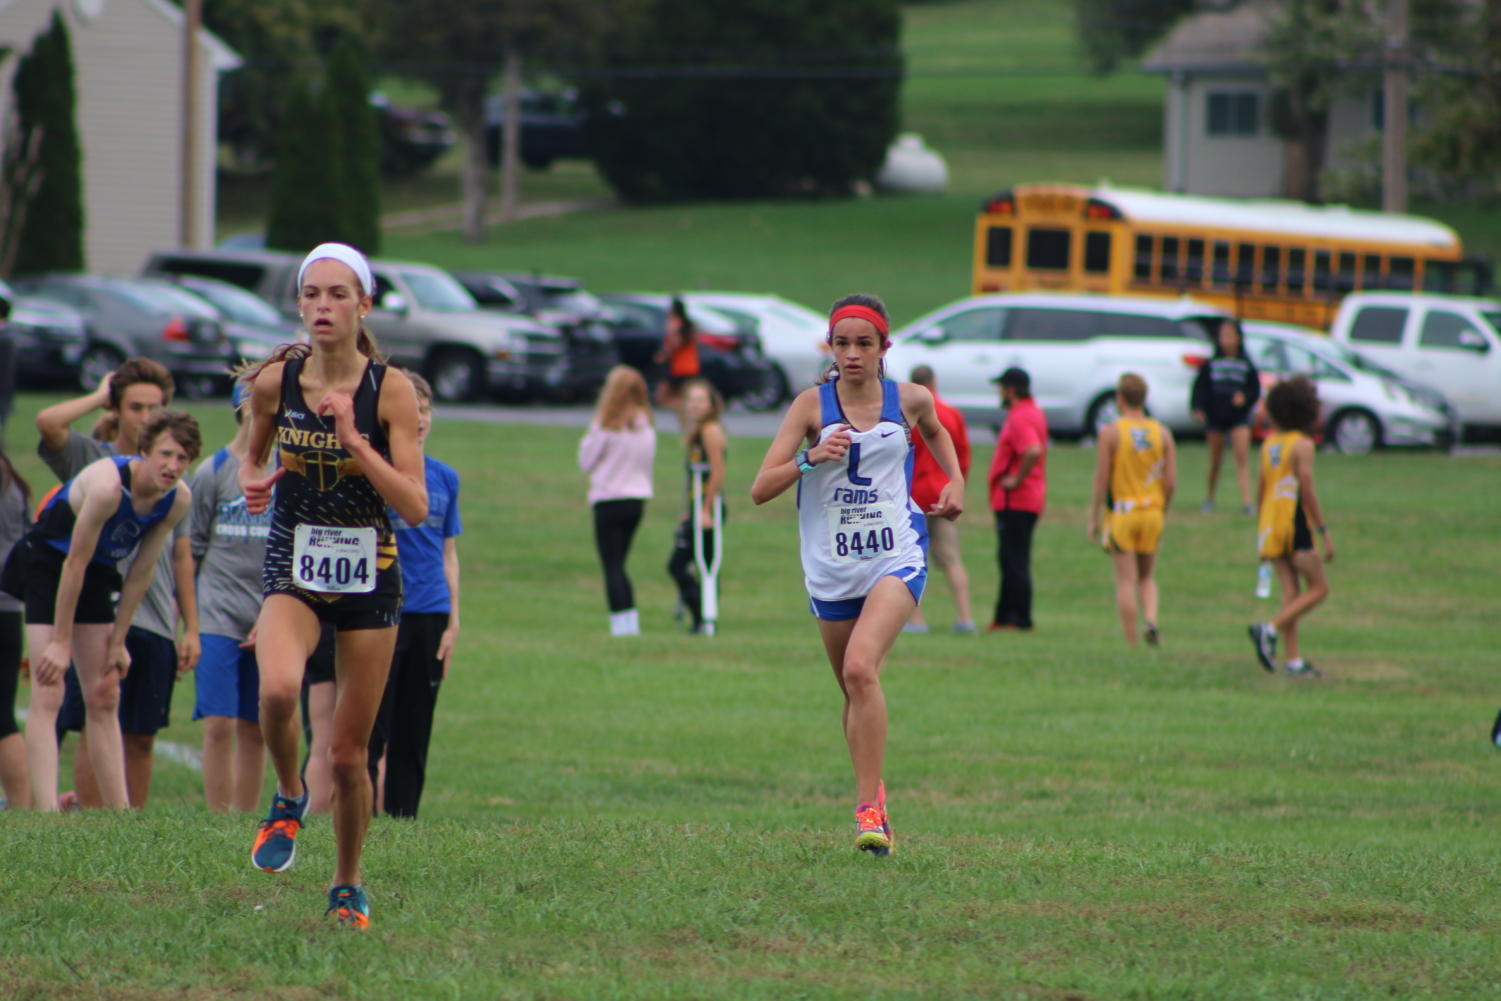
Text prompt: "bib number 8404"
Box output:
[[298, 554, 370, 589], [292, 523, 377, 594]]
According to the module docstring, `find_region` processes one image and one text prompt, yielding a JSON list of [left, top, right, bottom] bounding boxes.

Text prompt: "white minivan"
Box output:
[[1329, 292, 1501, 430], [884, 292, 1227, 435]]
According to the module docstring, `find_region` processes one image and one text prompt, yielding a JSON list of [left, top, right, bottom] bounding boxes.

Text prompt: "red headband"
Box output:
[[828, 304, 889, 339]]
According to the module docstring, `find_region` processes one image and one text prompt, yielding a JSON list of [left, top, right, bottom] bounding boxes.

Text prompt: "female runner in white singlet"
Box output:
[[751, 294, 963, 856]]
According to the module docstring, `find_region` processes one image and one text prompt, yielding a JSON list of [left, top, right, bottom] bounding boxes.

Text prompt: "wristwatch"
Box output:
[[796, 449, 817, 474]]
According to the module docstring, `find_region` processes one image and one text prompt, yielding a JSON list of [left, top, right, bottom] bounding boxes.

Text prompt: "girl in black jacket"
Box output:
[[1191, 319, 1260, 514]]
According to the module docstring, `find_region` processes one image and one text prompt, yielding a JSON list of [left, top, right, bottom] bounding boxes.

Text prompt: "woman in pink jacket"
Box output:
[[578, 366, 657, 636]]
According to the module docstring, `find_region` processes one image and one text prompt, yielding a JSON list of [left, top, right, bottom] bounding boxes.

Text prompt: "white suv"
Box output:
[[1329, 292, 1501, 430], [885, 293, 1226, 434]]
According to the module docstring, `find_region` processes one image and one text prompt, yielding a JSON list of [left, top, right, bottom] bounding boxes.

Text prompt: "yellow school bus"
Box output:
[[972, 183, 1488, 329]]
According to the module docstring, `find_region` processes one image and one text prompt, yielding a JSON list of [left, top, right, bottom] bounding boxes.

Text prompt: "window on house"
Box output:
[[1207, 92, 1259, 136]]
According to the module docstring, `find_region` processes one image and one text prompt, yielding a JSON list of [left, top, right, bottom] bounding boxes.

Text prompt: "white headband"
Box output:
[[297, 242, 374, 298]]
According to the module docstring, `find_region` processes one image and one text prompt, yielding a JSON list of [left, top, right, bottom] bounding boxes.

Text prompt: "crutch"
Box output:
[[689, 460, 723, 636]]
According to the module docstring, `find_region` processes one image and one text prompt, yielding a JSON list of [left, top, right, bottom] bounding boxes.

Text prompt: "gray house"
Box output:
[[1142, 0, 1381, 199], [0, 0, 238, 273]]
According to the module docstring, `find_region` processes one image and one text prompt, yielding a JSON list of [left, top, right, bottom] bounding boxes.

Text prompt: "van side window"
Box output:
[[1102, 312, 1182, 338], [938, 307, 1005, 342], [1005, 308, 1094, 341], [1418, 310, 1482, 350], [1347, 306, 1406, 344]]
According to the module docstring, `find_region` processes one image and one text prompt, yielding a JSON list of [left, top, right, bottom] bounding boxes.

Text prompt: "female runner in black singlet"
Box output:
[[238, 243, 426, 928]]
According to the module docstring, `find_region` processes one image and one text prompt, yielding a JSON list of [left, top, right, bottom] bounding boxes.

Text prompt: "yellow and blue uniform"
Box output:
[[1104, 416, 1167, 554], [1257, 430, 1310, 558]]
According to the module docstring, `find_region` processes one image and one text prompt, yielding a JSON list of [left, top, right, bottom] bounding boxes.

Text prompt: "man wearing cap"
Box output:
[[987, 367, 1048, 631], [190, 382, 275, 812]]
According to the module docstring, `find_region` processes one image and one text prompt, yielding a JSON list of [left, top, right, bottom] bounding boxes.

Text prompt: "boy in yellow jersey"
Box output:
[[1248, 376, 1335, 678], [1087, 373, 1176, 646]]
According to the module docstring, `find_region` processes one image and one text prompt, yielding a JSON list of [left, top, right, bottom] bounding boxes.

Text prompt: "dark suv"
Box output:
[[484, 90, 587, 170]]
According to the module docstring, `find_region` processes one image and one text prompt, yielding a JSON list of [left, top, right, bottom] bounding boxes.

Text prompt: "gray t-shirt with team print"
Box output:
[[190, 446, 271, 639]]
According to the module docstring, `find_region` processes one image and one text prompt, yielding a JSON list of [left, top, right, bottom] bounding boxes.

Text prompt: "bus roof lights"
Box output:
[[983, 191, 1015, 216], [1084, 199, 1122, 221]]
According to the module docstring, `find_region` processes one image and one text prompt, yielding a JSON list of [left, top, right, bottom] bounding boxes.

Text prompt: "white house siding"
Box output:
[[0, 0, 233, 274], [1179, 75, 1284, 198]]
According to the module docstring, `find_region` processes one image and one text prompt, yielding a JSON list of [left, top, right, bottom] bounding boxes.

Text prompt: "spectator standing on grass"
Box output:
[[189, 384, 272, 812], [1248, 375, 1333, 679], [904, 365, 973, 634], [986, 367, 1047, 632], [17, 411, 198, 811], [1087, 374, 1176, 647], [654, 297, 700, 410], [0, 449, 30, 809], [367, 371, 461, 818], [579, 365, 656, 637], [239, 242, 427, 929], [35, 360, 199, 809], [1192, 319, 1260, 515], [665, 377, 725, 635], [751, 293, 963, 857]]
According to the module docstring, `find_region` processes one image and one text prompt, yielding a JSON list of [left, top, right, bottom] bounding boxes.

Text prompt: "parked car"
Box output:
[[1241, 321, 1455, 454], [156, 272, 304, 366], [1328, 291, 1501, 435], [0, 278, 87, 386], [596, 293, 780, 408], [453, 271, 618, 398], [885, 292, 1226, 435], [10, 274, 231, 396], [483, 89, 587, 170], [678, 292, 830, 406], [371, 93, 456, 176], [140, 249, 576, 403]]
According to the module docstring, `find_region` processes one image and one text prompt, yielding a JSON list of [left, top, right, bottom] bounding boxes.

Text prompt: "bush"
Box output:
[[580, 0, 902, 202], [11, 11, 84, 274]]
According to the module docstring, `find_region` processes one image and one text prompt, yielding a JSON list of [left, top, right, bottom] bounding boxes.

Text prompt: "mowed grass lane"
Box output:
[[2, 393, 1499, 1000]]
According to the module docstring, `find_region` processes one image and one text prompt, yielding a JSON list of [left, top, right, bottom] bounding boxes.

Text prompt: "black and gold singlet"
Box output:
[[263, 356, 401, 607]]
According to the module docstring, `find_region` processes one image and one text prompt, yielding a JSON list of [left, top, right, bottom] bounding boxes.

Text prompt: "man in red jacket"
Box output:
[[905, 366, 974, 634], [987, 368, 1047, 631]]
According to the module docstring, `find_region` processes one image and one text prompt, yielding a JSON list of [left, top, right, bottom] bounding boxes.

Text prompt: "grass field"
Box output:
[[2, 390, 1500, 1000]]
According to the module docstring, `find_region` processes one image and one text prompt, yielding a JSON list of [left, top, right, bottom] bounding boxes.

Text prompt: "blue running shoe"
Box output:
[[327, 884, 370, 929], [251, 788, 309, 873]]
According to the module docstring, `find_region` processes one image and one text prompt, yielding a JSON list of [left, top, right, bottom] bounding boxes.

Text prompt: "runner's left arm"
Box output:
[[328, 368, 427, 527]]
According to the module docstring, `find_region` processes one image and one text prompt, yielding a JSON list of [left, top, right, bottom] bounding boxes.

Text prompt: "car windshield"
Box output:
[[400, 270, 477, 311], [182, 279, 284, 326]]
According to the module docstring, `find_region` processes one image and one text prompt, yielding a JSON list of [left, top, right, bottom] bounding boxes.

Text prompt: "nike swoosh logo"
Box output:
[[880, 430, 898, 437]]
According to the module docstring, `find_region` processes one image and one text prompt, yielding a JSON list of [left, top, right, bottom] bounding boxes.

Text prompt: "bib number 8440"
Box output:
[[834, 526, 895, 559]]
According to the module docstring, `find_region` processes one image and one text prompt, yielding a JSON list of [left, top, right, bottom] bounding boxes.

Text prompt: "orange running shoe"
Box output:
[[855, 794, 891, 857], [327, 884, 370, 928], [251, 788, 309, 873]]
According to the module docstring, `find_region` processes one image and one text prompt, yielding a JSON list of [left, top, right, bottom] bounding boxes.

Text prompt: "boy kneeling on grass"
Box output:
[[1248, 375, 1334, 679]]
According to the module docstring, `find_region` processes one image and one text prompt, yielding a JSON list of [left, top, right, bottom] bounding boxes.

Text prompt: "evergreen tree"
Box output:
[[264, 79, 341, 252], [13, 12, 84, 274], [323, 35, 382, 254]]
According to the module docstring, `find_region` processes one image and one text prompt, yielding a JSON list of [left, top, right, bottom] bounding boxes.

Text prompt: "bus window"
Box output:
[[986, 226, 1013, 267], [1362, 254, 1382, 288], [1211, 241, 1232, 288], [1026, 228, 1070, 270], [1286, 248, 1307, 294], [1260, 246, 1283, 291], [1186, 239, 1206, 284], [1161, 237, 1180, 282], [1388, 256, 1415, 290], [1236, 243, 1256, 288], [1312, 250, 1332, 292], [1134, 235, 1154, 283], [1335, 253, 1358, 292], [1084, 231, 1111, 274]]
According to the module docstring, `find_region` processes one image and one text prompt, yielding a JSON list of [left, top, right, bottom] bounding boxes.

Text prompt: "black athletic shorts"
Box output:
[[1292, 504, 1313, 552], [0, 611, 21, 739], [22, 540, 121, 626], [57, 627, 177, 736], [303, 622, 337, 686]]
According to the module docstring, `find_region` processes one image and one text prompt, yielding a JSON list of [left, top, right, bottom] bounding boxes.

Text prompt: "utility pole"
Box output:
[[1382, 0, 1408, 213], [180, 0, 201, 246]]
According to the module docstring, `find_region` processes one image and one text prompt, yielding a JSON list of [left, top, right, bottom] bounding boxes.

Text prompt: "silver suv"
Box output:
[[141, 248, 575, 402]]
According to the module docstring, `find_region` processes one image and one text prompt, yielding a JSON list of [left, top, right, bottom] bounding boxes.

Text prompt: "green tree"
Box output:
[[582, 0, 903, 203], [1410, 3, 1501, 199], [323, 35, 382, 254], [12, 11, 84, 274], [1073, 0, 1196, 73], [264, 79, 342, 252]]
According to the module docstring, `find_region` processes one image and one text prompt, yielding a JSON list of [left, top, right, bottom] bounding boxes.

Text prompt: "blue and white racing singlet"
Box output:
[[797, 379, 927, 601]]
